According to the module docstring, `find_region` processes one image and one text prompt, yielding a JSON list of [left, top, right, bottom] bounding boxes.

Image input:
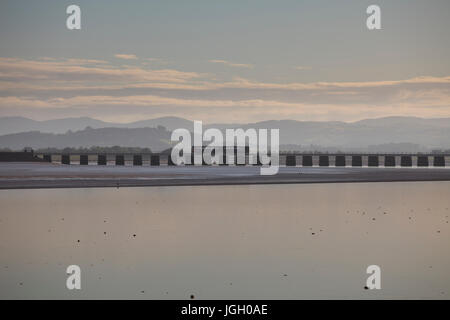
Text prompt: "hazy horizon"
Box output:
[[2, 114, 450, 125]]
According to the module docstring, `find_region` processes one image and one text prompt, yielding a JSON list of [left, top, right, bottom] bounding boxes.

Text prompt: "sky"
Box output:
[[0, 0, 449, 123]]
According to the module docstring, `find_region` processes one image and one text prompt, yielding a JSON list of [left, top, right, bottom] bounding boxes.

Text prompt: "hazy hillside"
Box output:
[[0, 116, 191, 135], [215, 117, 450, 150], [0, 116, 449, 151], [0, 126, 173, 152]]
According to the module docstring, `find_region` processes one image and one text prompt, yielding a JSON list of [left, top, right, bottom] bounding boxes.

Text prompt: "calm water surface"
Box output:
[[1, 182, 449, 299]]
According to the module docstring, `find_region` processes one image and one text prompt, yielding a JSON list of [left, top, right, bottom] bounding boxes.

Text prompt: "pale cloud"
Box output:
[[218, 76, 450, 90], [0, 57, 203, 83], [114, 54, 138, 60], [2, 94, 450, 123], [1, 57, 448, 90], [141, 57, 169, 66], [0, 95, 310, 108], [0, 81, 213, 91], [39, 57, 108, 64], [294, 66, 312, 70], [145, 57, 166, 63], [0, 57, 449, 122], [2, 90, 449, 111], [209, 59, 253, 68]]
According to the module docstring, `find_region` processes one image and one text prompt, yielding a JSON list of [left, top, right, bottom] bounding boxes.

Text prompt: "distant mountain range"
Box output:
[[0, 126, 172, 152], [0, 116, 449, 152], [0, 116, 193, 135]]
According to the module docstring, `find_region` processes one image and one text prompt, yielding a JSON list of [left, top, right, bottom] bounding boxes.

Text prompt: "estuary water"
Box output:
[[1, 181, 449, 299]]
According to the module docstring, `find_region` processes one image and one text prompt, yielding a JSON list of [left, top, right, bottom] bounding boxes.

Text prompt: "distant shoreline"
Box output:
[[0, 162, 449, 190]]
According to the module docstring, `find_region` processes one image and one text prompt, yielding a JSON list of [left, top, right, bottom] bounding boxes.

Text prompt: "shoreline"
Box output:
[[1, 162, 450, 190]]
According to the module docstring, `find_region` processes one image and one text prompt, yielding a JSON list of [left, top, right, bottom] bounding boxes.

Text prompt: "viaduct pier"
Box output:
[[32, 151, 450, 168]]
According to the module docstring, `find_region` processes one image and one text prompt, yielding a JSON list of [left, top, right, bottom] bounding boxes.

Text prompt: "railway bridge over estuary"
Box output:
[[34, 151, 450, 168], [2, 149, 450, 189]]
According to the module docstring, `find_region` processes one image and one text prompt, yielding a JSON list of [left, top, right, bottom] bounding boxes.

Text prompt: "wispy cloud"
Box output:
[[218, 76, 450, 90], [209, 59, 253, 68], [141, 57, 168, 66], [0, 57, 203, 83], [1, 57, 450, 122], [294, 66, 312, 70], [39, 57, 108, 65], [3, 94, 450, 123], [145, 58, 165, 62], [114, 54, 138, 60]]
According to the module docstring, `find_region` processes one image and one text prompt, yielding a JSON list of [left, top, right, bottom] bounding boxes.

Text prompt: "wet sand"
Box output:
[[1, 182, 449, 299], [0, 162, 450, 189]]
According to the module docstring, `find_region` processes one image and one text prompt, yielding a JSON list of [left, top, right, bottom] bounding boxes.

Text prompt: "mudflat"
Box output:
[[0, 162, 449, 189]]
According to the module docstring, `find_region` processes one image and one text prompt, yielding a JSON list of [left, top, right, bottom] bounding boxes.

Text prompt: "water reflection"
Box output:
[[0, 182, 449, 299]]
